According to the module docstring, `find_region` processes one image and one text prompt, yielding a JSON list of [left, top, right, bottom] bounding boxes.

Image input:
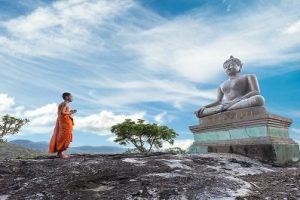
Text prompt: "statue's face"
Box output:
[[223, 62, 241, 76]]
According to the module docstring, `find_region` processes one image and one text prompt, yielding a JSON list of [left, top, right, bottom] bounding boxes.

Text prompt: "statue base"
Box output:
[[188, 107, 299, 166]]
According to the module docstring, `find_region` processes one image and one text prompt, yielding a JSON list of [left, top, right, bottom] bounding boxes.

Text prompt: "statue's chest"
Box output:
[[222, 77, 248, 95]]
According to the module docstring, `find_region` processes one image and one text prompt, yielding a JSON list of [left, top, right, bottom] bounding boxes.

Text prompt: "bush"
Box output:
[[164, 147, 187, 154]]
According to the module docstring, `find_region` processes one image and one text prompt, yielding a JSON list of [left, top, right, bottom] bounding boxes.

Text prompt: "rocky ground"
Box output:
[[0, 152, 299, 200]]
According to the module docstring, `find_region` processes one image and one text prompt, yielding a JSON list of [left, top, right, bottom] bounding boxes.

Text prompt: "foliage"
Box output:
[[164, 147, 187, 154], [0, 115, 29, 141], [111, 119, 178, 153]]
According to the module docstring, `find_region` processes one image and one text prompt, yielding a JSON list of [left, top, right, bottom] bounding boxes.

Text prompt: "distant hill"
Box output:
[[10, 139, 48, 151], [9, 139, 125, 154], [0, 142, 46, 159]]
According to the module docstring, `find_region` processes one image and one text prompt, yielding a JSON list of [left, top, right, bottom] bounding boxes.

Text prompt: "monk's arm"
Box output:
[[61, 104, 73, 115]]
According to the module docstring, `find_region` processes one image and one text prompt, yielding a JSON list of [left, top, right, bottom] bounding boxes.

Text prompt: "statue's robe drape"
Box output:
[[49, 104, 73, 153]]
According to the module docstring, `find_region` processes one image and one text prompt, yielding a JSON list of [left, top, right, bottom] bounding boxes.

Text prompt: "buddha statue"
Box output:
[[195, 56, 265, 118]]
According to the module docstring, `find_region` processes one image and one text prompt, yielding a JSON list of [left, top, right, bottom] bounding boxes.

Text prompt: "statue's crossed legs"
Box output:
[[199, 95, 265, 118]]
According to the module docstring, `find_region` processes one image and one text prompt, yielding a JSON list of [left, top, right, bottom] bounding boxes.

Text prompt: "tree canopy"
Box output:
[[111, 119, 177, 153], [0, 115, 29, 141]]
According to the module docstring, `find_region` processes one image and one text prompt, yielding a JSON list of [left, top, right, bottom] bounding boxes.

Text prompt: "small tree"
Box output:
[[111, 119, 178, 153], [0, 115, 29, 142]]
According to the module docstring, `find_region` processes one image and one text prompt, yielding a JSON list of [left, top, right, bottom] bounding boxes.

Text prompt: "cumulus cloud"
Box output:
[[24, 103, 57, 126], [75, 110, 146, 135], [0, 93, 146, 136], [0, 98, 59, 134], [284, 20, 300, 35], [0, 94, 15, 112], [154, 111, 167, 123], [162, 139, 194, 150]]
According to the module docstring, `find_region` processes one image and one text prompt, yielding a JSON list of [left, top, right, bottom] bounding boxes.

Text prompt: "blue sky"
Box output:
[[0, 0, 300, 149]]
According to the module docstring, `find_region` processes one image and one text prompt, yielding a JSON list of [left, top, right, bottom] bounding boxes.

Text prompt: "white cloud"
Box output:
[[0, 93, 147, 136], [80, 78, 217, 109], [154, 111, 167, 123], [162, 139, 194, 150], [284, 20, 300, 35], [24, 103, 57, 117], [0, 0, 133, 57], [0, 0, 300, 141], [0, 94, 15, 112], [0, 99, 58, 134], [126, 3, 300, 82], [1, 0, 300, 111], [0, 94, 54, 134], [24, 103, 57, 126], [153, 111, 176, 124], [75, 110, 146, 135]]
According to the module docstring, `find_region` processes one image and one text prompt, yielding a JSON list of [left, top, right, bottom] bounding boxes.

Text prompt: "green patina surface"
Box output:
[[189, 125, 300, 165], [268, 127, 289, 137], [273, 143, 300, 165], [188, 145, 208, 154], [193, 126, 290, 142]]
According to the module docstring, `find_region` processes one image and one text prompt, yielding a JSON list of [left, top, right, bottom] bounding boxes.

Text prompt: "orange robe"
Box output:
[[49, 104, 74, 153]]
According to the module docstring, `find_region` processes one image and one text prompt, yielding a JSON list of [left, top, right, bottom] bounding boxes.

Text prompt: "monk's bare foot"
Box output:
[[61, 151, 70, 159]]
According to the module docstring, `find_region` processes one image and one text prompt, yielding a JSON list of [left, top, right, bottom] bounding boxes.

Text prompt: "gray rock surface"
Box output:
[[0, 153, 299, 199]]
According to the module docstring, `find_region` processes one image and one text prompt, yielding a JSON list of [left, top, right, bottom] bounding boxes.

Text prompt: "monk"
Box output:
[[49, 92, 77, 158], [195, 56, 265, 118]]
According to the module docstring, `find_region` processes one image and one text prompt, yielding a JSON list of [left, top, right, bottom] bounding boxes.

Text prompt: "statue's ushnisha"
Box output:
[[196, 56, 265, 118]]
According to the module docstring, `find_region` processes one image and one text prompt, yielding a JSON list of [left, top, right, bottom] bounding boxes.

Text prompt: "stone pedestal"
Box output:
[[188, 107, 299, 165]]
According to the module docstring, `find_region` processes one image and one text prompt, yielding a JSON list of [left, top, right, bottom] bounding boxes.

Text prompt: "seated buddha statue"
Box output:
[[195, 56, 265, 118]]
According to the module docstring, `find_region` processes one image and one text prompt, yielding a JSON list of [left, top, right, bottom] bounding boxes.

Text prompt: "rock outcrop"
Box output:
[[0, 153, 300, 199]]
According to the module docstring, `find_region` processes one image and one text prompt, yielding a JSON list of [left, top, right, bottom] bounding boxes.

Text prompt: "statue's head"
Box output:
[[223, 56, 243, 76]]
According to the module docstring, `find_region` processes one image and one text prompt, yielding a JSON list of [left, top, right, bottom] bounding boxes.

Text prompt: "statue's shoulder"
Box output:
[[243, 74, 256, 78], [220, 79, 229, 86], [244, 74, 258, 79], [220, 79, 230, 91]]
